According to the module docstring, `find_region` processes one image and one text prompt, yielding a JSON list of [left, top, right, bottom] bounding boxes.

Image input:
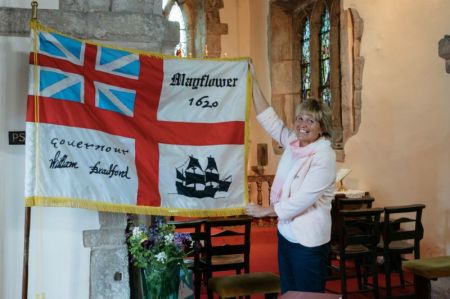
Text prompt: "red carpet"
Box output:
[[249, 225, 279, 274], [201, 224, 415, 298]]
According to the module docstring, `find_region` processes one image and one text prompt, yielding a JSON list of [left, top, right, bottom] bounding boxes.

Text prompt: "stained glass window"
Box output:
[[163, 0, 187, 57], [319, 7, 331, 106], [300, 18, 311, 100]]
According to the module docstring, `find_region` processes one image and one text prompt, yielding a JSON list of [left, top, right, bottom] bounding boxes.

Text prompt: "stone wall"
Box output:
[[269, 3, 297, 155], [0, 0, 179, 53], [438, 35, 450, 73]]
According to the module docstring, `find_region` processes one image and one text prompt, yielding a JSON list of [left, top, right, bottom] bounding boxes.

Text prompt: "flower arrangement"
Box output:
[[127, 217, 195, 299]]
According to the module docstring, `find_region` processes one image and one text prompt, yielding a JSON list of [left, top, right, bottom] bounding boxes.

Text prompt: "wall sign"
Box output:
[[8, 131, 25, 145]]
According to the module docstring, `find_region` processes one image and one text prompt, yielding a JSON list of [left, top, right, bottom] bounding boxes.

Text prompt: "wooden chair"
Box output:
[[377, 204, 426, 298], [200, 216, 253, 299], [328, 208, 383, 299], [328, 195, 375, 279], [168, 218, 206, 299], [331, 195, 375, 238]]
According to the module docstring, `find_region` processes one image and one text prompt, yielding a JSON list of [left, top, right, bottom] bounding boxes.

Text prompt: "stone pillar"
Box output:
[[269, 3, 298, 155], [83, 213, 130, 299], [205, 0, 228, 58], [438, 35, 450, 73]]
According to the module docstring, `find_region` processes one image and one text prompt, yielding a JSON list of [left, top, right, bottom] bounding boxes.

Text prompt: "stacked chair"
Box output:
[[328, 194, 375, 279], [328, 207, 384, 299], [171, 216, 280, 299], [377, 204, 426, 298]]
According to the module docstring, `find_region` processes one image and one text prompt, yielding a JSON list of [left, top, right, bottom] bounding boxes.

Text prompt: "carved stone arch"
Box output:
[[295, 11, 310, 40]]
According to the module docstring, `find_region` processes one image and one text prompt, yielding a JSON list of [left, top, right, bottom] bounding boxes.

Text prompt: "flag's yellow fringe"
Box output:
[[25, 197, 245, 217], [244, 68, 253, 205], [29, 21, 249, 62]]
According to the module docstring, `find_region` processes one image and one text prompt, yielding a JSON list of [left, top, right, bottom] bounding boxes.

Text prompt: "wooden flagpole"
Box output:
[[22, 3, 38, 298], [22, 207, 31, 299]]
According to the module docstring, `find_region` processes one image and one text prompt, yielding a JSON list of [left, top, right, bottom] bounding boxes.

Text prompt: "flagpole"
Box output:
[[22, 206, 31, 299], [22, 3, 38, 298]]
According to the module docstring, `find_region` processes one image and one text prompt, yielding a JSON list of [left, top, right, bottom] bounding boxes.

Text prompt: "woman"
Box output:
[[246, 64, 336, 293]]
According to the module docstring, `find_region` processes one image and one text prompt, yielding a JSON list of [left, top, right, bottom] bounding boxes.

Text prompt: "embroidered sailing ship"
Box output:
[[176, 155, 232, 198]]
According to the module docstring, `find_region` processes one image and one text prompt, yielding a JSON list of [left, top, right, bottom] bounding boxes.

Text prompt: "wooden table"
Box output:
[[280, 291, 341, 298]]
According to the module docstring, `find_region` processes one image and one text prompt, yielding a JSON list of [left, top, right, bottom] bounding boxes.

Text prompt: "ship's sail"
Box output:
[[205, 156, 219, 186], [206, 156, 217, 171], [205, 172, 220, 183], [187, 156, 202, 171]]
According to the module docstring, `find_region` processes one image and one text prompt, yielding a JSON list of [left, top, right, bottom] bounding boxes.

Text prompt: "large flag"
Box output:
[[25, 22, 250, 217]]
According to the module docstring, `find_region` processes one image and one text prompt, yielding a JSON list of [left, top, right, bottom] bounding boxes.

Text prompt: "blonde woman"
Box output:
[[246, 64, 336, 294]]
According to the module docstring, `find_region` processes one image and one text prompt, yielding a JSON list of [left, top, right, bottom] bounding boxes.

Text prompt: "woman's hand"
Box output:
[[245, 203, 276, 218]]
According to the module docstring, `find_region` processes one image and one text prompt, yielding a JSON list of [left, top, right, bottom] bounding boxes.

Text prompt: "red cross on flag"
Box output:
[[25, 22, 250, 217]]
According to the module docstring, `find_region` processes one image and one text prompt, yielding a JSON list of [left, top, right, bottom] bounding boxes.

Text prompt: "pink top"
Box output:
[[257, 107, 336, 247]]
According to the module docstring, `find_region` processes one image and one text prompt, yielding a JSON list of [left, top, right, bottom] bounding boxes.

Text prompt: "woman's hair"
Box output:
[[295, 98, 333, 139]]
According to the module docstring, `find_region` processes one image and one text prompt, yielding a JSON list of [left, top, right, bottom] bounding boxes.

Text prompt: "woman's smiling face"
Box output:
[[295, 113, 322, 147]]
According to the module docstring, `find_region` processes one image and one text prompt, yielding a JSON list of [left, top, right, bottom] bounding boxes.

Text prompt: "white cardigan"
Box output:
[[257, 107, 336, 247]]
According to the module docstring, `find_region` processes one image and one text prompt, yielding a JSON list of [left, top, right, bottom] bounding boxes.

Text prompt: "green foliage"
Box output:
[[127, 218, 194, 293]]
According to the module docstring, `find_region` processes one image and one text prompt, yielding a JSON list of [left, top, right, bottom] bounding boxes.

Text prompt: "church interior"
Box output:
[[0, 0, 449, 298]]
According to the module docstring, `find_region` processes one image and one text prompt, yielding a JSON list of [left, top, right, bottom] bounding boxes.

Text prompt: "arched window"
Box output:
[[270, 0, 364, 161], [319, 7, 331, 106], [300, 18, 311, 100], [162, 0, 187, 57], [162, 1, 227, 59]]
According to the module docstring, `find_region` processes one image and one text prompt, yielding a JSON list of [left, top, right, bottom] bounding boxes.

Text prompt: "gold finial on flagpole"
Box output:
[[31, 1, 38, 20], [204, 44, 208, 58]]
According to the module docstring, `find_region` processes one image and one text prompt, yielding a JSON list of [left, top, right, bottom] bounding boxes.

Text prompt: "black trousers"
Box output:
[[278, 231, 329, 294]]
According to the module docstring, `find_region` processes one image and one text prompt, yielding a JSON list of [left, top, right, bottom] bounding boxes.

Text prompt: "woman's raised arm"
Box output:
[[249, 63, 270, 114]]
